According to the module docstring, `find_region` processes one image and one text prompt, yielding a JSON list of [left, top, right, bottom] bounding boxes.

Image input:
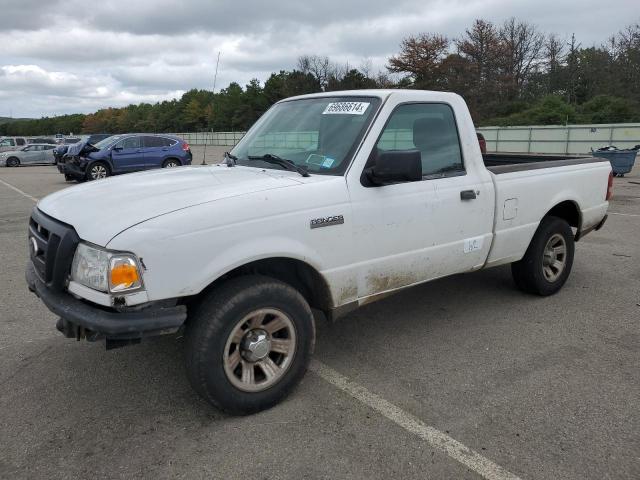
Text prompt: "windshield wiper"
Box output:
[[247, 154, 310, 177]]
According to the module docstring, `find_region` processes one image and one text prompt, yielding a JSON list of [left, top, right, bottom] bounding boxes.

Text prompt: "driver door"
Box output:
[[111, 136, 145, 173], [22, 146, 44, 164], [347, 102, 494, 299]]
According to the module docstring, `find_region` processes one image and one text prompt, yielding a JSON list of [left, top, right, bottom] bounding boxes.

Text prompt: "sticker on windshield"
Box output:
[[306, 154, 325, 166], [322, 157, 335, 168], [322, 102, 370, 115]]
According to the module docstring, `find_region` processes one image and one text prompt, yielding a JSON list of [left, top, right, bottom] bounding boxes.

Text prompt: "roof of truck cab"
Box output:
[[282, 89, 463, 103]]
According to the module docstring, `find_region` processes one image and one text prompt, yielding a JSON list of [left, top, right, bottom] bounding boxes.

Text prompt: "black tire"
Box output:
[[511, 216, 575, 296], [64, 174, 74, 182], [6, 157, 20, 167], [185, 275, 315, 415], [85, 161, 110, 181], [162, 158, 181, 168]]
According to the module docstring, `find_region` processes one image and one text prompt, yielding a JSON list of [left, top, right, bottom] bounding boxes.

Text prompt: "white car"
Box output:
[[0, 136, 28, 152], [0, 143, 57, 167], [26, 89, 611, 414]]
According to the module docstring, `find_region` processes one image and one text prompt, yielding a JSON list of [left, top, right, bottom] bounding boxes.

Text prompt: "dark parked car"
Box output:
[[28, 137, 57, 144], [53, 134, 113, 164], [59, 133, 192, 181]]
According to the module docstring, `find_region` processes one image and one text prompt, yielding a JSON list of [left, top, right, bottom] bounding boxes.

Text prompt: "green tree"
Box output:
[[577, 95, 638, 123]]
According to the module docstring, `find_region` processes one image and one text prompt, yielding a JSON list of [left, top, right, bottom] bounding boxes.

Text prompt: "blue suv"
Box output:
[[60, 134, 192, 181]]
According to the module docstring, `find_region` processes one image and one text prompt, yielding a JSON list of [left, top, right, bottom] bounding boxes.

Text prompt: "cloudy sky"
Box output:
[[0, 0, 637, 118]]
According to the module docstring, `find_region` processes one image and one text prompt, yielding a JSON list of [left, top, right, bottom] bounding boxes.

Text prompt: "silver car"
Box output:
[[0, 144, 57, 167]]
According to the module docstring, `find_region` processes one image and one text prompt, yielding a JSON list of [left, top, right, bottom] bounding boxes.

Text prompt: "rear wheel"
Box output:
[[6, 157, 19, 167], [511, 216, 575, 296], [85, 161, 110, 181], [162, 158, 181, 168], [185, 275, 315, 415]]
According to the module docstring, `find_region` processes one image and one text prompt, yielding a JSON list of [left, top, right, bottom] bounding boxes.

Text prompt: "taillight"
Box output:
[[182, 142, 190, 151], [606, 171, 613, 200]]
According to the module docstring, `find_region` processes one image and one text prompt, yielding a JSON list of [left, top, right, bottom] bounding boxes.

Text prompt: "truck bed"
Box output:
[[483, 153, 609, 174]]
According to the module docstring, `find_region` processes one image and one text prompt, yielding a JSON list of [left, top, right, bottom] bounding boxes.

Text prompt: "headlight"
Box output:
[[71, 242, 143, 293]]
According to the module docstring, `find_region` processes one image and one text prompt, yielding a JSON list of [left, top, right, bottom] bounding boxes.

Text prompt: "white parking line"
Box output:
[[0, 177, 39, 202], [609, 212, 640, 217], [310, 360, 522, 480]]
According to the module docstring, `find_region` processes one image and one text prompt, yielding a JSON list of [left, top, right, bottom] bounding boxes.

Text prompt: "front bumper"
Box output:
[[26, 260, 187, 340], [58, 159, 86, 178]]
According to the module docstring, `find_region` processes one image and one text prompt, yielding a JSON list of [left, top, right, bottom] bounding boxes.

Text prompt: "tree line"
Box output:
[[2, 18, 639, 136]]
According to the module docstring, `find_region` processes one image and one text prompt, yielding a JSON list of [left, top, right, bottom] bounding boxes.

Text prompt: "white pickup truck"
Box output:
[[26, 90, 612, 414]]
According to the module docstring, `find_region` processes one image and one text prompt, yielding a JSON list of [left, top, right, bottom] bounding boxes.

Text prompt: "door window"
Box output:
[[0, 139, 15, 147], [116, 136, 141, 149], [16, 138, 26, 146], [375, 103, 464, 177]]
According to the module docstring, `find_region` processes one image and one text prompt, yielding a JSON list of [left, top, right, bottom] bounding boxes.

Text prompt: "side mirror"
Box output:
[[364, 150, 422, 186]]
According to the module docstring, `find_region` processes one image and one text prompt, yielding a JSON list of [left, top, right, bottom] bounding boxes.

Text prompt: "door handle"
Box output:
[[460, 189, 477, 200]]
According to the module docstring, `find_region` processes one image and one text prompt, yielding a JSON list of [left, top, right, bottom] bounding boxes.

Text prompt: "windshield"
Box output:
[[93, 135, 122, 149], [231, 96, 381, 175]]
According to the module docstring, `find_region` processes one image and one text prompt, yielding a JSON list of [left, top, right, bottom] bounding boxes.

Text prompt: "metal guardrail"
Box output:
[[22, 123, 640, 153], [476, 123, 640, 155], [171, 132, 245, 146]]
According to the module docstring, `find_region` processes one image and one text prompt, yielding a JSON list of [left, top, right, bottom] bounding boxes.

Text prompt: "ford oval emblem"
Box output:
[[30, 237, 39, 255]]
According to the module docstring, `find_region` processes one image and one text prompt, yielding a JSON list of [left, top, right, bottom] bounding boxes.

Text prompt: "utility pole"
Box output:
[[203, 51, 221, 166], [213, 51, 221, 94]]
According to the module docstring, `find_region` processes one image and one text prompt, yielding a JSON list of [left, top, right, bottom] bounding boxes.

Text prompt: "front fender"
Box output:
[[108, 228, 328, 302]]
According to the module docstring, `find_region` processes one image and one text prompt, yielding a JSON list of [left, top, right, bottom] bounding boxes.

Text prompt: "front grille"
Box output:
[[28, 208, 80, 292]]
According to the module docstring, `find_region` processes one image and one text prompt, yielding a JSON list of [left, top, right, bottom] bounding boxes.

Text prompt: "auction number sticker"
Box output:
[[322, 102, 370, 115]]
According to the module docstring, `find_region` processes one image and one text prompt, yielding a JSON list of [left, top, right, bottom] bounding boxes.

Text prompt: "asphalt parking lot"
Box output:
[[0, 163, 638, 480]]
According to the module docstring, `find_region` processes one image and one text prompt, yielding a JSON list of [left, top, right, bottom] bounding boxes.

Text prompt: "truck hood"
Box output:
[[37, 165, 304, 246]]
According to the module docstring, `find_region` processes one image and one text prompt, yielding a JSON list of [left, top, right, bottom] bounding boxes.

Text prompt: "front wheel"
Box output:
[[511, 216, 575, 296], [185, 275, 315, 415], [6, 157, 20, 167], [85, 161, 110, 181]]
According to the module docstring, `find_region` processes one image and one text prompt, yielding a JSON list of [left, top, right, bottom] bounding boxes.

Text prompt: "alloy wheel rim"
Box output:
[[166, 161, 177, 168], [91, 165, 107, 179], [542, 233, 567, 282], [223, 308, 296, 392]]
